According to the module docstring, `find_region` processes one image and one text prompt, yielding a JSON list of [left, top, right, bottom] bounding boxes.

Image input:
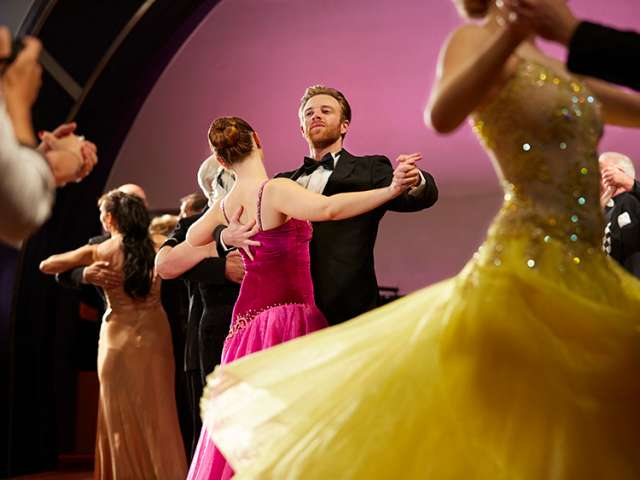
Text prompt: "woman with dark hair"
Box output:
[[186, 2, 640, 479], [184, 116, 415, 479], [40, 190, 187, 479]]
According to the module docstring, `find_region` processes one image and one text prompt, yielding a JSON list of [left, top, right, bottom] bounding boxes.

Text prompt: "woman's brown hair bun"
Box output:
[[208, 117, 255, 166]]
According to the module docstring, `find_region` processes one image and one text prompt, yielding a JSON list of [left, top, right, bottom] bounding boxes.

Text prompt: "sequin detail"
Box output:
[[471, 57, 603, 271], [225, 302, 309, 342]]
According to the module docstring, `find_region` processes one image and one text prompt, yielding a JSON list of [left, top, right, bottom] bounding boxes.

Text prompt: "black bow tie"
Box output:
[[302, 153, 335, 176]]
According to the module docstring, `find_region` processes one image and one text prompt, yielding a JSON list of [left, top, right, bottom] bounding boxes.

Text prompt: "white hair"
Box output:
[[599, 151, 636, 178], [197, 155, 236, 206]]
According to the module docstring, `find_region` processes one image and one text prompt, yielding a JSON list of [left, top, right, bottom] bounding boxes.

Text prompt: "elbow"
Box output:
[[424, 105, 460, 134], [324, 204, 340, 222], [154, 262, 170, 280], [156, 264, 179, 280], [185, 229, 202, 247], [155, 251, 178, 280], [185, 231, 196, 247], [39, 260, 54, 274], [157, 268, 178, 280]]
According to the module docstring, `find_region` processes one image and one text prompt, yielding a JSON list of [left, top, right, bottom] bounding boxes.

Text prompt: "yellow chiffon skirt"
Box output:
[[202, 233, 640, 479]]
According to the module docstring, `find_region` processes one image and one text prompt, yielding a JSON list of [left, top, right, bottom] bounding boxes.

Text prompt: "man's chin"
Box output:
[[309, 135, 340, 150]]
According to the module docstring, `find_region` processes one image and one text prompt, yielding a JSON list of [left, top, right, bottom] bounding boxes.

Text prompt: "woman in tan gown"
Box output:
[[41, 190, 187, 479]]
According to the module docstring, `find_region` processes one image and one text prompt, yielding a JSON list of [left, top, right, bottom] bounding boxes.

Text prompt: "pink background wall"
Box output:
[[109, 0, 640, 293]]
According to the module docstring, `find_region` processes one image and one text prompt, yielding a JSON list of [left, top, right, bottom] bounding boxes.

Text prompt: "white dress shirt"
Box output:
[[0, 96, 55, 246]]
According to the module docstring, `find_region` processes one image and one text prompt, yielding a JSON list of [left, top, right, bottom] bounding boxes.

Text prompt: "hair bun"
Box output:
[[210, 122, 239, 151], [222, 125, 239, 148], [208, 116, 255, 166]]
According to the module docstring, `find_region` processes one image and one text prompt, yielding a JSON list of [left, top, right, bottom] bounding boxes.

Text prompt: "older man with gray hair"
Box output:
[[198, 155, 236, 205], [599, 151, 640, 277]]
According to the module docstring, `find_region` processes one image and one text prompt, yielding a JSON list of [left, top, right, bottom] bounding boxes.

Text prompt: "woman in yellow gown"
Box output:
[[200, 1, 640, 478]]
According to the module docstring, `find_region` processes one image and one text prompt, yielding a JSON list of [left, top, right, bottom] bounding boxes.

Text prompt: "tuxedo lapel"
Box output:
[[322, 150, 357, 195], [287, 165, 308, 181]]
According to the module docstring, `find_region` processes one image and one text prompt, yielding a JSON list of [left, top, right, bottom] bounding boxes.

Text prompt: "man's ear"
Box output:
[[340, 120, 350, 136]]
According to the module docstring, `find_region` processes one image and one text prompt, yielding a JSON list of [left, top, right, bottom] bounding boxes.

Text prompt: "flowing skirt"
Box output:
[[187, 303, 327, 480], [202, 236, 640, 479]]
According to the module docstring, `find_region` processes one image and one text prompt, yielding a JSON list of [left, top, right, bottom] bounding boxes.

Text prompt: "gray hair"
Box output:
[[599, 151, 636, 178], [197, 156, 236, 206]]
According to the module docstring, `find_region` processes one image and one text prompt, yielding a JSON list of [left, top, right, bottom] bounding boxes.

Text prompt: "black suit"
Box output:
[[568, 21, 640, 91], [604, 192, 640, 277], [633, 180, 640, 199], [162, 212, 239, 457], [273, 149, 438, 325]]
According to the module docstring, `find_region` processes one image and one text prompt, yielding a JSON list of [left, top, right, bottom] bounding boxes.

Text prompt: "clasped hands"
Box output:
[[391, 152, 422, 193], [38, 122, 98, 186], [0, 27, 98, 186], [497, 0, 580, 45]]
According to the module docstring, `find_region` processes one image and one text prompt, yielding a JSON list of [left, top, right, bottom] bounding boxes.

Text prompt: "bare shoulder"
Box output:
[[440, 23, 493, 60], [269, 177, 299, 192], [269, 177, 295, 186], [95, 236, 120, 261]]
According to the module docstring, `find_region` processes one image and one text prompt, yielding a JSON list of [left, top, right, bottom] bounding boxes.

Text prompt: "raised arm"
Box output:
[[582, 78, 640, 128], [155, 241, 216, 280], [426, 23, 526, 133], [268, 177, 405, 222], [186, 200, 228, 247], [40, 244, 97, 274]]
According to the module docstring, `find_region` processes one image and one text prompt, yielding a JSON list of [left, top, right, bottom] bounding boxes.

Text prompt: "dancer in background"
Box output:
[[156, 158, 241, 460], [185, 116, 416, 479], [40, 191, 186, 479], [194, 1, 640, 478]]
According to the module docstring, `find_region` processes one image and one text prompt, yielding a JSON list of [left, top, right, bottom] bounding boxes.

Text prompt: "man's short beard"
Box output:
[[308, 127, 342, 150]]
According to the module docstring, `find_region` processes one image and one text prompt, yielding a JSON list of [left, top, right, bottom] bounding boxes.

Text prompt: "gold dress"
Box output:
[[200, 59, 640, 479], [94, 242, 187, 479]]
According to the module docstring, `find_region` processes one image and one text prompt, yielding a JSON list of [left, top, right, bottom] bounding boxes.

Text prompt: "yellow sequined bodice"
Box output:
[[472, 58, 604, 269]]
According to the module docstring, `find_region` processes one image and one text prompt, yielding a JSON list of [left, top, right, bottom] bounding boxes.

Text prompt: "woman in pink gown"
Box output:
[[185, 116, 417, 479]]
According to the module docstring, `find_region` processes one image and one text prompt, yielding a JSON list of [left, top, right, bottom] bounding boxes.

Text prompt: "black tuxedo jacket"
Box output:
[[163, 213, 239, 377], [275, 149, 438, 325], [568, 21, 640, 91], [605, 192, 640, 278]]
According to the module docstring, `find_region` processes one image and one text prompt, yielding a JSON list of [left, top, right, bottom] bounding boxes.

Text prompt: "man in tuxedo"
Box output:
[[507, 0, 640, 91], [156, 160, 242, 459], [600, 152, 640, 277], [217, 85, 438, 325]]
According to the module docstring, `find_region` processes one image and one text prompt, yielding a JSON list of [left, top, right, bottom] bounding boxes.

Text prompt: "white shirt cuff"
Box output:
[[219, 230, 233, 252], [408, 171, 426, 196]]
